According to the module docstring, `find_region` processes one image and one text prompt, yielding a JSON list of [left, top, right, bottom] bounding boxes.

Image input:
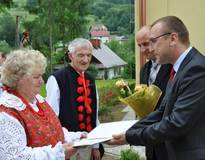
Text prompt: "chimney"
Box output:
[[90, 39, 101, 49]]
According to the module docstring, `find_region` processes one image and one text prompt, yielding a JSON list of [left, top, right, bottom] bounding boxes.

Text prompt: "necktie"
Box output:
[[149, 63, 160, 84], [170, 68, 175, 80]]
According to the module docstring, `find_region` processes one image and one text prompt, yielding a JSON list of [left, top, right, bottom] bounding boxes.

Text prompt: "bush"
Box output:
[[0, 40, 12, 53], [87, 64, 98, 79], [40, 85, 46, 98], [98, 104, 112, 116], [98, 87, 119, 106], [97, 79, 135, 121], [97, 87, 119, 121], [120, 148, 144, 160]]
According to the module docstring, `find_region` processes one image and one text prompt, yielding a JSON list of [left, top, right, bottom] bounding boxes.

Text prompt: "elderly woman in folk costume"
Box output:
[[0, 49, 86, 160]]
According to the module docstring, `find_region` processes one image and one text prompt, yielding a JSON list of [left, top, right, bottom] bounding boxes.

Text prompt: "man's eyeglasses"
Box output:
[[150, 33, 171, 44]]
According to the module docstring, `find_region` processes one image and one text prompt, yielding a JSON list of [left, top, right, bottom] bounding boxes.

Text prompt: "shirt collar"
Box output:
[[173, 46, 192, 73], [151, 59, 160, 66]]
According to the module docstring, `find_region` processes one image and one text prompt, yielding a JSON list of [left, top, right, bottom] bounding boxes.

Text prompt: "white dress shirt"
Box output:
[[149, 60, 161, 85], [172, 46, 192, 74]]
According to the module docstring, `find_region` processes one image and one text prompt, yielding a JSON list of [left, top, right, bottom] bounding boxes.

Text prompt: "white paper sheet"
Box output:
[[73, 120, 137, 147]]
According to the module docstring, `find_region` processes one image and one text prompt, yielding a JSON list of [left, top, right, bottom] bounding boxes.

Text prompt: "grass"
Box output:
[[96, 79, 135, 89], [99, 104, 126, 123]]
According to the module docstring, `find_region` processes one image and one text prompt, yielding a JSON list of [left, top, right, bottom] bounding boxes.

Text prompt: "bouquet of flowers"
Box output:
[[115, 79, 162, 119], [115, 79, 133, 98]]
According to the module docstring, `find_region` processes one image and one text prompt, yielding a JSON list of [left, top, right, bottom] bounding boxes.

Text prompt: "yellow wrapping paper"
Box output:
[[120, 84, 162, 119]]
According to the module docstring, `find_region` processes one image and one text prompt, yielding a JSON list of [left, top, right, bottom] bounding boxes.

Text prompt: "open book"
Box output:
[[73, 120, 137, 147]]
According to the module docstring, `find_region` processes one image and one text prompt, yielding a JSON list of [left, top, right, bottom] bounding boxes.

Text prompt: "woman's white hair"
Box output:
[[67, 38, 93, 54], [1, 49, 47, 89]]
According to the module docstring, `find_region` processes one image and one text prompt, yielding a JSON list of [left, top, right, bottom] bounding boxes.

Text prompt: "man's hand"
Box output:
[[106, 133, 127, 145], [90, 148, 101, 160]]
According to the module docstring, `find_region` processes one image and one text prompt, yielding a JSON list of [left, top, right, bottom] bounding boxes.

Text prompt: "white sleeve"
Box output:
[[0, 112, 65, 160], [96, 88, 100, 126], [46, 75, 60, 116], [92, 87, 100, 149], [62, 127, 82, 144]]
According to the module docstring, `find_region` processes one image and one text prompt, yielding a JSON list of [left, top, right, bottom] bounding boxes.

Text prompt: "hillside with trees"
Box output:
[[0, 0, 135, 79], [90, 0, 134, 35]]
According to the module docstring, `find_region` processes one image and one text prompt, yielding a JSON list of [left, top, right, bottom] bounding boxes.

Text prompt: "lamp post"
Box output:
[[15, 15, 20, 48]]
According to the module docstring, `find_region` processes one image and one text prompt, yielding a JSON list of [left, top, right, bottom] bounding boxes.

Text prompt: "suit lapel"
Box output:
[[142, 61, 152, 85], [163, 48, 198, 116], [154, 64, 171, 85]]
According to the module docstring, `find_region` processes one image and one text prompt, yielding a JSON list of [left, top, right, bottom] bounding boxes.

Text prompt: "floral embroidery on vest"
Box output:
[[0, 90, 64, 147]]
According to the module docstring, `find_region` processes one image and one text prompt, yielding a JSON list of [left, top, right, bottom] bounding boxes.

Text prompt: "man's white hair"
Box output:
[[67, 38, 93, 54]]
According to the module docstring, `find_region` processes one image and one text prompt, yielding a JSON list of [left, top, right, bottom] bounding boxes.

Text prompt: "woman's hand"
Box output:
[[80, 132, 87, 139], [62, 143, 77, 159]]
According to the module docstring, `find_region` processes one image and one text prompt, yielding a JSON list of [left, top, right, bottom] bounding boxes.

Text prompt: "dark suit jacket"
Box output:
[[140, 61, 172, 160], [140, 61, 172, 110], [126, 48, 205, 160]]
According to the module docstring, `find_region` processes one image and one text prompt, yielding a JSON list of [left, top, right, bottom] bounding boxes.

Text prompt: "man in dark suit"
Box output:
[[137, 25, 172, 160], [108, 16, 205, 160]]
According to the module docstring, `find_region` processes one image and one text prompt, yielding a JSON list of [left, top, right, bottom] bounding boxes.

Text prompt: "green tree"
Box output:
[[25, 0, 39, 14], [87, 64, 98, 79], [107, 36, 135, 79], [102, 4, 134, 35], [0, 40, 12, 52], [90, 1, 112, 19], [0, 12, 16, 47], [25, 0, 91, 47], [24, 0, 91, 72], [90, 0, 134, 35], [106, 0, 134, 4], [0, 0, 13, 12], [106, 40, 119, 53]]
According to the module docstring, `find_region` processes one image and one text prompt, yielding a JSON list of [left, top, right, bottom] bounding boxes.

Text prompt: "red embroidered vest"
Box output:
[[0, 92, 64, 147]]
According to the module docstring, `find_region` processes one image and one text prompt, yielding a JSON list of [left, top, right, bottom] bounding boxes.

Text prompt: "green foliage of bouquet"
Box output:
[[115, 79, 135, 98]]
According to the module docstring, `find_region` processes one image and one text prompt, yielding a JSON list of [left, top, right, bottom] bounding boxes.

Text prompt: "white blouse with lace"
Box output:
[[0, 91, 82, 160]]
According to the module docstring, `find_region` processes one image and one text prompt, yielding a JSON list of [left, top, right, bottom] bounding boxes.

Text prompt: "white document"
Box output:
[[73, 120, 137, 147]]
